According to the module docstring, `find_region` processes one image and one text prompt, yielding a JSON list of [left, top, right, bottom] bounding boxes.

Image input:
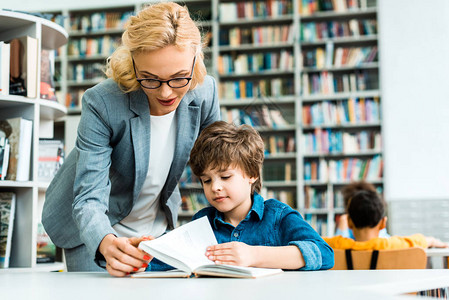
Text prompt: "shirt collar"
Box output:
[[212, 193, 265, 229]]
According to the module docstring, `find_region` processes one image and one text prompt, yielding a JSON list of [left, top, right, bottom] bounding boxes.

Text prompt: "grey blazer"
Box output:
[[42, 76, 220, 261]]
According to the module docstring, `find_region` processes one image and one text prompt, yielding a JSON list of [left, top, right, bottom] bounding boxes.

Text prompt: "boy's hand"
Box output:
[[336, 214, 349, 231], [426, 236, 449, 248], [205, 242, 255, 267]]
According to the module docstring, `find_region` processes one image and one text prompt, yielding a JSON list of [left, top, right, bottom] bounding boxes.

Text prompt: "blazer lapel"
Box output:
[[129, 89, 151, 201]]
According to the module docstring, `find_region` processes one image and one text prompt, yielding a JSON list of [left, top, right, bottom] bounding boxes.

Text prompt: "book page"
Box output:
[[139, 216, 217, 273], [196, 264, 283, 278], [131, 269, 191, 278]]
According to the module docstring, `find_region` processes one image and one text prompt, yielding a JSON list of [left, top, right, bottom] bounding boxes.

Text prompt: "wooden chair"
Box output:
[[331, 247, 427, 270]]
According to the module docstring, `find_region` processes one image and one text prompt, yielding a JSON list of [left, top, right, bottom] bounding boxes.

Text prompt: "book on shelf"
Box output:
[[38, 139, 64, 182], [36, 222, 56, 263], [0, 137, 10, 180], [40, 49, 57, 101], [0, 117, 33, 181], [0, 192, 16, 268], [0, 41, 10, 95], [135, 216, 283, 278], [9, 36, 38, 98]]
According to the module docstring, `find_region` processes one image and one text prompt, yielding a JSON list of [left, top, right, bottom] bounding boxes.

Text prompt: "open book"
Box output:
[[134, 216, 283, 278]]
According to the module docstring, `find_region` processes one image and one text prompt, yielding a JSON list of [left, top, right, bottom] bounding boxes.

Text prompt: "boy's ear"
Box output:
[[249, 177, 257, 184], [347, 217, 355, 230], [378, 216, 387, 230]]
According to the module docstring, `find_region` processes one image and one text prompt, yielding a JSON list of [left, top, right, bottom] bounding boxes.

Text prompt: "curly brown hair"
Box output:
[[189, 121, 265, 194]]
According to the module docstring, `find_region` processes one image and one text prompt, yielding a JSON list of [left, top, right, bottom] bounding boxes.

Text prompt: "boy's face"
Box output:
[[200, 165, 256, 219]]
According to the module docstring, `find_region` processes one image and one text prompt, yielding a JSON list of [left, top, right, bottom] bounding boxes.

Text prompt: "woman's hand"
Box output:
[[205, 242, 255, 267], [99, 234, 154, 277]]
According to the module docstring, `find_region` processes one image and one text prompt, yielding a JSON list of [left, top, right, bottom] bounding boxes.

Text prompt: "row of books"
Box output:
[[37, 140, 64, 183], [304, 155, 383, 181], [0, 191, 56, 268], [301, 19, 377, 42], [0, 137, 10, 180], [69, 11, 134, 32], [219, 24, 294, 46], [0, 192, 15, 268], [263, 162, 295, 181], [333, 184, 382, 209], [218, 78, 294, 99], [64, 89, 85, 109], [264, 134, 296, 155], [219, 0, 293, 22], [0, 118, 33, 182], [301, 70, 378, 95], [302, 97, 381, 126], [302, 128, 382, 154], [67, 35, 121, 58], [299, 0, 373, 16], [302, 45, 378, 68], [220, 106, 290, 128], [218, 51, 294, 75], [304, 213, 327, 235], [69, 63, 105, 82], [1, 37, 59, 101], [261, 188, 296, 208], [0, 120, 64, 183], [304, 186, 328, 209], [180, 192, 209, 212], [1, 37, 38, 98], [179, 165, 200, 186]]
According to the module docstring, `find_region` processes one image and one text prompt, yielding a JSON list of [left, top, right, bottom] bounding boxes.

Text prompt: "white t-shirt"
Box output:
[[113, 110, 177, 238]]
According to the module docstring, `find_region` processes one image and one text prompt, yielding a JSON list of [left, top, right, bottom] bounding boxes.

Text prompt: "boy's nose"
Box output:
[[212, 181, 222, 191]]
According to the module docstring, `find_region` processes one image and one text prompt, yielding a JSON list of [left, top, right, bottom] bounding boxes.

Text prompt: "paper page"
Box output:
[[139, 216, 218, 272], [131, 270, 191, 278], [197, 264, 283, 278]]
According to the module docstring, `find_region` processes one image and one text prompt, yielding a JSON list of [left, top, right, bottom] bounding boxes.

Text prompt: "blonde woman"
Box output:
[[43, 2, 220, 277]]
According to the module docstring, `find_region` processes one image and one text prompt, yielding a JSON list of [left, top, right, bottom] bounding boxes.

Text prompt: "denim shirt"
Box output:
[[148, 193, 334, 271]]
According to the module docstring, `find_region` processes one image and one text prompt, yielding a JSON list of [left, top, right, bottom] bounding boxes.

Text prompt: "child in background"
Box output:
[[335, 181, 390, 238], [189, 121, 334, 270], [324, 190, 448, 250]]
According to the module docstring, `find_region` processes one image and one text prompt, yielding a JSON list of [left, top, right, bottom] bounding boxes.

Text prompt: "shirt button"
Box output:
[[233, 232, 239, 238]]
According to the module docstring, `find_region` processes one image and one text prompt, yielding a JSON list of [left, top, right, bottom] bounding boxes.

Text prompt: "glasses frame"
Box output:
[[133, 56, 197, 89]]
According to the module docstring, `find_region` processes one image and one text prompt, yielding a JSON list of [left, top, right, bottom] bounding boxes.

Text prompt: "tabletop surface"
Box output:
[[1, 269, 449, 300], [426, 248, 449, 257]]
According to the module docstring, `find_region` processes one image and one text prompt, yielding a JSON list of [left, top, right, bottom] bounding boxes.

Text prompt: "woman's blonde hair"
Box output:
[[105, 2, 207, 92]]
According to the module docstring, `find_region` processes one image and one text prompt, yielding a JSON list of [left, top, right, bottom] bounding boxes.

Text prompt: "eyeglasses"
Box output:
[[133, 56, 196, 89]]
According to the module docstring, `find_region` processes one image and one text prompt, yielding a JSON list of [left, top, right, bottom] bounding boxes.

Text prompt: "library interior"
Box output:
[[1, 0, 449, 299]]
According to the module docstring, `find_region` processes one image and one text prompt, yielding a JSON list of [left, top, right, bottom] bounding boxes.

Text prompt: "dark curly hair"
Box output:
[[347, 190, 385, 229]]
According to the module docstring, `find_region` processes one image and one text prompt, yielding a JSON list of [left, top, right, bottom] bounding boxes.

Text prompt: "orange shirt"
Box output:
[[323, 234, 428, 250]]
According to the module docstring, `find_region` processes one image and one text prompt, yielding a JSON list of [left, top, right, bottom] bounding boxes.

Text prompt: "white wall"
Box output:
[[379, 0, 449, 201]]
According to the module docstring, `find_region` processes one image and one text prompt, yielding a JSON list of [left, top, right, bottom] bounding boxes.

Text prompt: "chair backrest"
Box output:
[[332, 247, 427, 270]]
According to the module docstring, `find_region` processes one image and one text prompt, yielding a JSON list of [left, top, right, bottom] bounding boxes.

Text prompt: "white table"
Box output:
[[1, 269, 449, 300], [426, 248, 449, 269]]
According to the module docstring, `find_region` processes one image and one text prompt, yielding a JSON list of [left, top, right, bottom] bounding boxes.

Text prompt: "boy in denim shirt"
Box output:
[[188, 121, 334, 270]]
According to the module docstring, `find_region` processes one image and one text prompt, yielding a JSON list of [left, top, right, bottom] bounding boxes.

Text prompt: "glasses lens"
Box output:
[[140, 79, 161, 89], [168, 78, 190, 88]]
